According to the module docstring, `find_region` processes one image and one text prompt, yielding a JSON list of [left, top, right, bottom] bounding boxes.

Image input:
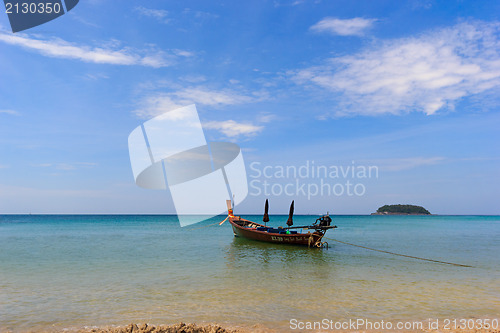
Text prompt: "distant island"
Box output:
[[371, 204, 431, 215]]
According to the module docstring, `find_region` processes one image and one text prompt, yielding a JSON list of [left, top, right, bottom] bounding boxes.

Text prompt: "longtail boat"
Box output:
[[220, 199, 337, 248]]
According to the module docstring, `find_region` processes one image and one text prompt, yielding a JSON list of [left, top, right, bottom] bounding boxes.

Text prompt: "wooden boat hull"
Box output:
[[229, 216, 324, 247]]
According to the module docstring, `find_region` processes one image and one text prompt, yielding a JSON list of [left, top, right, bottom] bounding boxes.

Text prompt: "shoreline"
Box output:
[[4, 321, 500, 333], [79, 321, 500, 333]]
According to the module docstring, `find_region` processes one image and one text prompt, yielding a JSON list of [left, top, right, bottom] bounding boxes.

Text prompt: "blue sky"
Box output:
[[0, 0, 499, 215]]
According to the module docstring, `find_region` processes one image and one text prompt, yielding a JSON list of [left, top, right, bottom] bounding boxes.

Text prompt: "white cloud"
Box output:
[[140, 51, 176, 68], [0, 30, 184, 68], [176, 87, 252, 106], [133, 94, 181, 118], [134, 6, 169, 23], [173, 49, 195, 57], [132, 86, 270, 138], [294, 20, 500, 116], [182, 8, 219, 21], [274, 0, 308, 7], [371, 157, 446, 171], [310, 17, 376, 36], [257, 113, 276, 123], [411, 0, 433, 10], [32, 162, 97, 170], [83, 73, 109, 80], [70, 13, 101, 28], [180, 75, 207, 83], [0, 109, 20, 115], [133, 87, 254, 119], [203, 120, 263, 138]]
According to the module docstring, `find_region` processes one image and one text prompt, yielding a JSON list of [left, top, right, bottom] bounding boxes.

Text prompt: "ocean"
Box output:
[[0, 215, 499, 332]]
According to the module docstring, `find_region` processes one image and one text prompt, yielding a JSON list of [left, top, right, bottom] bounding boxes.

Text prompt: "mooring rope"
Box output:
[[324, 237, 473, 268]]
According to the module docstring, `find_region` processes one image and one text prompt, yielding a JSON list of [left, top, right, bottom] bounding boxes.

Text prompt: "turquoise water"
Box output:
[[1, 215, 499, 332]]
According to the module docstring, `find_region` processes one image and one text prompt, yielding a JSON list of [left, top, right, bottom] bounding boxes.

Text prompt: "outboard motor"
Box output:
[[315, 214, 332, 227], [321, 215, 332, 227]]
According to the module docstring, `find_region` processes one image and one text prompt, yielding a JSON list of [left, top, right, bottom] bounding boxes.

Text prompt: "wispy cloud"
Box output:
[[134, 6, 170, 24], [180, 75, 207, 83], [133, 86, 255, 119], [182, 8, 219, 21], [82, 73, 109, 80], [0, 184, 111, 201], [257, 113, 276, 123], [310, 17, 376, 36], [69, 13, 101, 28], [274, 0, 310, 7], [33, 162, 97, 170], [0, 109, 20, 116], [0, 30, 187, 68], [411, 0, 433, 10], [176, 87, 253, 105], [369, 157, 446, 171], [172, 49, 195, 57], [203, 120, 264, 138], [294, 20, 500, 116], [132, 85, 270, 138]]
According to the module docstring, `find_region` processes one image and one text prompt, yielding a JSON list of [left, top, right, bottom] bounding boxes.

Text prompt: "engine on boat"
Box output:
[[315, 215, 332, 227]]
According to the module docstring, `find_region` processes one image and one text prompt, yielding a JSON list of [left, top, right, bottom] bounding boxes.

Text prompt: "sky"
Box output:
[[0, 0, 499, 215]]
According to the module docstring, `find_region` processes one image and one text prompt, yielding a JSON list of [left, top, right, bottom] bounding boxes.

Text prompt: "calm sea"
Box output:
[[1, 215, 499, 332]]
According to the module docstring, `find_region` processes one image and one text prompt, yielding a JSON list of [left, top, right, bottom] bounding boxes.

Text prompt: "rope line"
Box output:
[[324, 237, 473, 268]]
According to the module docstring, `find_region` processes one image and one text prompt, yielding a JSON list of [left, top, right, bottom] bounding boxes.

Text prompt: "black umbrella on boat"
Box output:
[[263, 199, 270, 226], [287, 200, 294, 227]]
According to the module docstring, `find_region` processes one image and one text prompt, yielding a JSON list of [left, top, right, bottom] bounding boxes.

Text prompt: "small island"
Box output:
[[371, 204, 431, 215]]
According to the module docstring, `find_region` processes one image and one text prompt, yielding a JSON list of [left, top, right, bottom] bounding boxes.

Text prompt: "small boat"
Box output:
[[221, 199, 337, 248]]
